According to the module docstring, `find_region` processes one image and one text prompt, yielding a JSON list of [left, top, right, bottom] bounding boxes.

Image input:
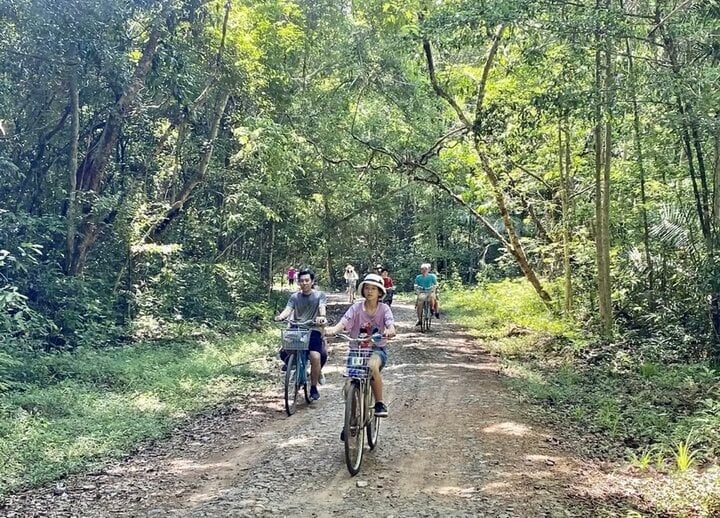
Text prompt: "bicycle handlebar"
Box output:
[[275, 319, 322, 327], [333, 333, 386, 344]]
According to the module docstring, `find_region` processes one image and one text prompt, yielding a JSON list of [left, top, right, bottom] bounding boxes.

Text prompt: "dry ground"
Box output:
[[3, 297, 666, 517]]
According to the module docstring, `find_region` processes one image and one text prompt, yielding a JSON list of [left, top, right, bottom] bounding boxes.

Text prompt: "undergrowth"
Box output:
[[444, 278, 720, 516]]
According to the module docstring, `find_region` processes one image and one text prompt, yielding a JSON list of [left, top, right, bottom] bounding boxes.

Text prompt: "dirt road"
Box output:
[[3, 298, 639, 517]]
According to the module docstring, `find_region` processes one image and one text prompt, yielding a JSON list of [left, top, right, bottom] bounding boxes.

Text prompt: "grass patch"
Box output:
[[444, 278, 720, 515], [0, 331, 276, 496]]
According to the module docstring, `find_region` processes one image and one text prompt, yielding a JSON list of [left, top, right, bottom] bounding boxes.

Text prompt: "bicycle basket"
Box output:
[[344, 345, 374, 379], [281, 329, 311, 351]]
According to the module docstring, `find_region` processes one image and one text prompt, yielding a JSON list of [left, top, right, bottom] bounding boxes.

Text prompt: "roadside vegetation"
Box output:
[[0, 318, 278, 496], [445, 279, 720, 515]]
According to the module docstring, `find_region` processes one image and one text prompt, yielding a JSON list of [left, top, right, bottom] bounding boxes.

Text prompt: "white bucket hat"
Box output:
[[357, 273, 386, 297]]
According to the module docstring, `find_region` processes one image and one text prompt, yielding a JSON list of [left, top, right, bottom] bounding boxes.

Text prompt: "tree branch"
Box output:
[[475, 24, 507, 123], [421, 25, 472, 128]]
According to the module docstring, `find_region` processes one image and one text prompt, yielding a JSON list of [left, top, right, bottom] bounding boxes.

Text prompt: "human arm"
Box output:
[[315, 292, 327, 325], [324, 303, 355, 336], [382, 305, 396, 338], [275, 306, 293, 321], [324, 321, 346, 336], [275, 295, 295, 321]]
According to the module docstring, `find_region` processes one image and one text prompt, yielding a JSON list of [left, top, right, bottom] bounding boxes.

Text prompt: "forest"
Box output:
[[2, 0, 720, 514]]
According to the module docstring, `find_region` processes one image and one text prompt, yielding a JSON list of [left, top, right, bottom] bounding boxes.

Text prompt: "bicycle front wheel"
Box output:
[[302, 353, 311, 405], [421, 301, 431, 332], [284, 353, 300, 416], [344, 382, 365, 475], [366, 392, 380, 450]]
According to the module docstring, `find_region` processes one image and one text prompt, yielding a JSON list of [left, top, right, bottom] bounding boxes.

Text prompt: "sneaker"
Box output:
[[374, 401, 388, 418], [281, 363, 287, 372], [310, 386, 320, 401], [415, 320, 421, 326], [319, 372, 326, 385]]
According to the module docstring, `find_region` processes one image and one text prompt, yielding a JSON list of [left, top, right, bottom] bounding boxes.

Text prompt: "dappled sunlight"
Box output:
[[169, 458, 235, 474], [482, 421, 531, 437], [480, 480, 513, 493], [276, 435, 311, 449], [433, 485, 479, 498], [130, 392, 168, 413], [386, 362, 497, 373]]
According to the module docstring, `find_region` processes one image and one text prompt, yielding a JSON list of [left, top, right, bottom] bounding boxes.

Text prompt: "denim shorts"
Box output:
[[372, 346, 388, 370]]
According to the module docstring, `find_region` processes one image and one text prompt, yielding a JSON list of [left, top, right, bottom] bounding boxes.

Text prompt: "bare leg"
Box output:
[[369, 355, 383, 402], [309, 350, 321, 387]]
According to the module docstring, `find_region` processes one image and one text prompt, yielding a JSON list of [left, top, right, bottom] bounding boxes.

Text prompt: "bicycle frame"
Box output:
[[345, 279, 357, 303], [335, 333, 384, 475], [278, 320, 315, 416], [416, 288, 434, 332]]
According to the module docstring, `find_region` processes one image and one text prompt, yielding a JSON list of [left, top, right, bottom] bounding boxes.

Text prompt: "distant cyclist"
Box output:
[[414, 263, 439, 326], [275, 268, 327, 400], [344, 264, 359, 302], [380, 268, 395, 306]]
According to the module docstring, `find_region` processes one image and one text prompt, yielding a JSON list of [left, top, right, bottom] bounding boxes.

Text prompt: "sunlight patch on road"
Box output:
[[277, 436, 310, 449], [169, 458, 234, 473], [434, 485, 478, 498], [480, 480, 513, 492], [482, 421, 531, 437], [385, 362, 497, 373]]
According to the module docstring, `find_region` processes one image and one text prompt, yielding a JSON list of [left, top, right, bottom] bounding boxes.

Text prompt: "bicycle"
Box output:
[[278, 320, 315, 416], [335, 332, 386, 475], [383, 287, 394, 307], [346, 279, 357, 304], [416, 288, 433, 333]]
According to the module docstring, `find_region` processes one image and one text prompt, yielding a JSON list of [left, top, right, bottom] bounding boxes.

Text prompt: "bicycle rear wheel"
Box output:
[[284, 353, 300, 416], [344, 382, 365, 475]]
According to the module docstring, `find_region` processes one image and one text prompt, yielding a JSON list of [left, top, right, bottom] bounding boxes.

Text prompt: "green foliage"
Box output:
[[673, 433, 698, 473], [0, 331, 276, 495], [444, 281, 720, 467], [444, 278, 576, 340], [628, 446, 655, 471]]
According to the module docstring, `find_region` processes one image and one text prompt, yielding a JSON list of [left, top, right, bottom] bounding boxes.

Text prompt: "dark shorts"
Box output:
[[280, 330, 326, 367]]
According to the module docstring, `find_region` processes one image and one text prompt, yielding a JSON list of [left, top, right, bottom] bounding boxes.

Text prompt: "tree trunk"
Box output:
[[419, 23, 552, 304], [268, 220, 275, 298], [67, 21, 165, 275], [713, 127, 720, 247], [601, 20, 613, 335], [621, 14, 653, 289], [65, 66, 80, 274], [594, 0, 613, 336], [558, 121, 573, 315], [658, 18, 711, 241], [476, 143, 553, 304], [144, 91, 230, 242]]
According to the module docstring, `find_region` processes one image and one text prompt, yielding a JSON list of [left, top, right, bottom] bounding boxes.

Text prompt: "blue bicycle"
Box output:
[[280, 320, 314, 416]]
